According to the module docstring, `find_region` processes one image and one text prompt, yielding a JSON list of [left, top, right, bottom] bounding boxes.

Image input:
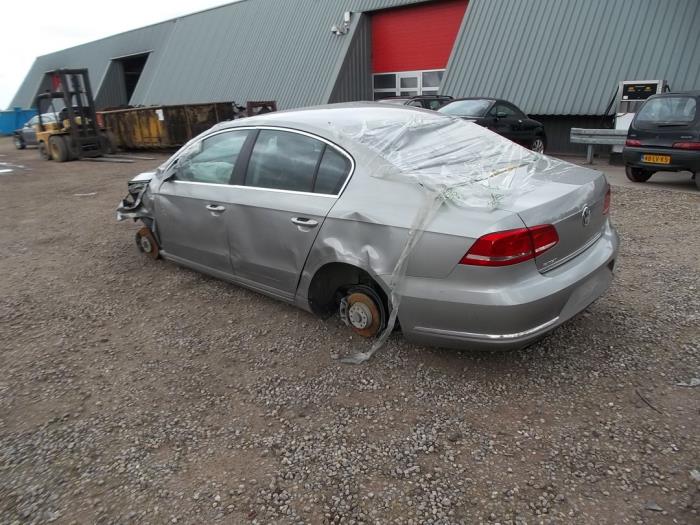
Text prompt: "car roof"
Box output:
[[445, 97, 503, 104], [219, 102, 450, 158], [225, 102, 440, 130], [409, 95, 452, 99], [380, 95, 452, 100], [647, 91, 700, 98]]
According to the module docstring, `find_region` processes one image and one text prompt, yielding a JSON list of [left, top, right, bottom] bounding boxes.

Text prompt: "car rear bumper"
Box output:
[[395, 220, 619, 351], [623, 146, 700, 173]]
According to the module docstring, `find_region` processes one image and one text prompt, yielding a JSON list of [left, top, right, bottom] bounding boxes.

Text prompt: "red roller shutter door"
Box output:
[[371, 0, 469, 74]]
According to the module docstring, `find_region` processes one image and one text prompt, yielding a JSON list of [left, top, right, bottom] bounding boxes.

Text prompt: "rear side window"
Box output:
[[245, 130, 324, 192], [636, 97, 697, 124], [314, 147, 351, 195], [177, 130, 249, 184]]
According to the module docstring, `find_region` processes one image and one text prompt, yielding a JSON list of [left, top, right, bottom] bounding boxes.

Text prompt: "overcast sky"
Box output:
[[1, 0, 233, 109]]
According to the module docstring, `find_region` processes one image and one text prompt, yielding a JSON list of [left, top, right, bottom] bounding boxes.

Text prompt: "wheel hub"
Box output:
[[348, 301, 372, 329], [140, 236, 152, 253], [339, 289, 384, 338]]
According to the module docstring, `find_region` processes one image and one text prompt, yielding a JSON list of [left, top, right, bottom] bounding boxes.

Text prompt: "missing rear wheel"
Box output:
[[339, 285, 386, 338]]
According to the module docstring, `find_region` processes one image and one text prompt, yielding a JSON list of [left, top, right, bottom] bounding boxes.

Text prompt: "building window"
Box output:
[[372, 69, 445, 100]]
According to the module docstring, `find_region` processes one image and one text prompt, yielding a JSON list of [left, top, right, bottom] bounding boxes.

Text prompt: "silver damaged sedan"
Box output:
[[117, 103, 619, 351]]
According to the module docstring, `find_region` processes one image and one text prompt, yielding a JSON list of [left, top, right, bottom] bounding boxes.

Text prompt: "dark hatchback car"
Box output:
[[378, 95, 454, 110], [623, 91, 700, 189], [438, 98, 547, 153]]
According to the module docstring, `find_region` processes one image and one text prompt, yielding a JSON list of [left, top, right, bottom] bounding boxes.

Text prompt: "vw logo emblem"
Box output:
[[581, 206, 592, 227]]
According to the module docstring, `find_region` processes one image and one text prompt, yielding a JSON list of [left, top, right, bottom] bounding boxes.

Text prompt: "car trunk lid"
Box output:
[[501, 165, 609, 273], [628, 125, 699, 148]]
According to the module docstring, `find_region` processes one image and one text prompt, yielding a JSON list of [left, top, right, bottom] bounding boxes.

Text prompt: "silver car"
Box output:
[[117, 103, 618, 351]]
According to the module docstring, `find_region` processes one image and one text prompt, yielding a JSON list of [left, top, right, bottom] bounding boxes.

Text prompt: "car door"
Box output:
[[154, 129, 252, 275], [23, 116, 38, 145], [224, 128, 353, 299], [486, 103, 520, 142], [505, 103, 537, 146]]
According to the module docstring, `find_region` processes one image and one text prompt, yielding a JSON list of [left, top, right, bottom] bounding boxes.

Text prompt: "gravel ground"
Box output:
[[1, 137, 698, 524]]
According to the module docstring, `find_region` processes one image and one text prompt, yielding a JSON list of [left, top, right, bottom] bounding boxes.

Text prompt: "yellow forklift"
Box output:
[[35, 68, 115, 162]]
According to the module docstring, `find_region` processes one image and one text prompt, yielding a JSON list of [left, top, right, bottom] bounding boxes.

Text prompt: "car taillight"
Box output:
[[603, 185, 611, 215], [625, 139, 642, 147], [672, 141, 700, 150], [459, 225, 559, 267]]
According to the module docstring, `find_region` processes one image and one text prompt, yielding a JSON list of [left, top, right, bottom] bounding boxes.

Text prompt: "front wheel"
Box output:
[[625, 166, 653, 183], [694, 172, 699, 191], [13, 135, 26, 150], [49, 136, 69, 162], [38, 141, 51, 160], [530, 135, 546, 154]]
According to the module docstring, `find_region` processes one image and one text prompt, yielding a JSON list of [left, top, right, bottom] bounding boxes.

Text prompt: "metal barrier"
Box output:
[[570, 128, 628, 164], [0, 108, 37, 136]]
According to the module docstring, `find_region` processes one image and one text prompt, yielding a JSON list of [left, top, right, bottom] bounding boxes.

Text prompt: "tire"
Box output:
[[38, 141, 51, 161], [49, 136, 69, 162], [625, 166, 653, 183], [694, 173, 700, 191], [531, 135, 546, 154], [13, 135, 26, 150]]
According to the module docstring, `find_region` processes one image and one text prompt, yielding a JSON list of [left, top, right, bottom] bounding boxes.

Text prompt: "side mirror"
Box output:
[[496, 111, 508, 119], [163, 163, 179, 182]]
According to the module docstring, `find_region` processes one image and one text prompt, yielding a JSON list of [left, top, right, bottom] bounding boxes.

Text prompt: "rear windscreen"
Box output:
[[636, 97, 697, 124]]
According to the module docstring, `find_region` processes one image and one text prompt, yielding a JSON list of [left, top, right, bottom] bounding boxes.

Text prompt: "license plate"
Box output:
[[642, 154, 670, 164]]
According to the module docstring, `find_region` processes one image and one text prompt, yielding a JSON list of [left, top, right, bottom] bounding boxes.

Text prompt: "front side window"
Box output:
[[177, 130, 249, 184], [489, 104, 517, 118], [245, 130, 324, 192]]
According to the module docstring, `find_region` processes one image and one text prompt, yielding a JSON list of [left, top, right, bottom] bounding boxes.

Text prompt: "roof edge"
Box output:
[[35, 0, 248, 59]]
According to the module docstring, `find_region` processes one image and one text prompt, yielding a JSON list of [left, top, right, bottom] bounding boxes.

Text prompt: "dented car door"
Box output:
[[223, 128, 352, 299], [155, 129, 251, 275]]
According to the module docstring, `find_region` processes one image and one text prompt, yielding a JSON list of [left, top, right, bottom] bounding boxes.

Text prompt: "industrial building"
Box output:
[[9, 0, 700, 153]]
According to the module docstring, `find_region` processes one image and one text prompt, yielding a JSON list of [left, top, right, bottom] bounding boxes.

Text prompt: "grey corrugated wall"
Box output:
[[11, 0, 700, 115], [10, 22, 173, 109], [328, 13, 374, 104], [127, 0, 425, 109], [442, 0, 700, 115], [95, 60, 128, 108], [9, 0, 424, 110]]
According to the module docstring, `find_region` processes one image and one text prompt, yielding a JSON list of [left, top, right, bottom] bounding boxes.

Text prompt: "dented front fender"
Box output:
[[116, 171, 157, 221]]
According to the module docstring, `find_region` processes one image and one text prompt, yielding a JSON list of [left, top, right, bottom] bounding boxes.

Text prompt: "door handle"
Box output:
[[291, 217, 318, 227], [206, 204, 225, 212]]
